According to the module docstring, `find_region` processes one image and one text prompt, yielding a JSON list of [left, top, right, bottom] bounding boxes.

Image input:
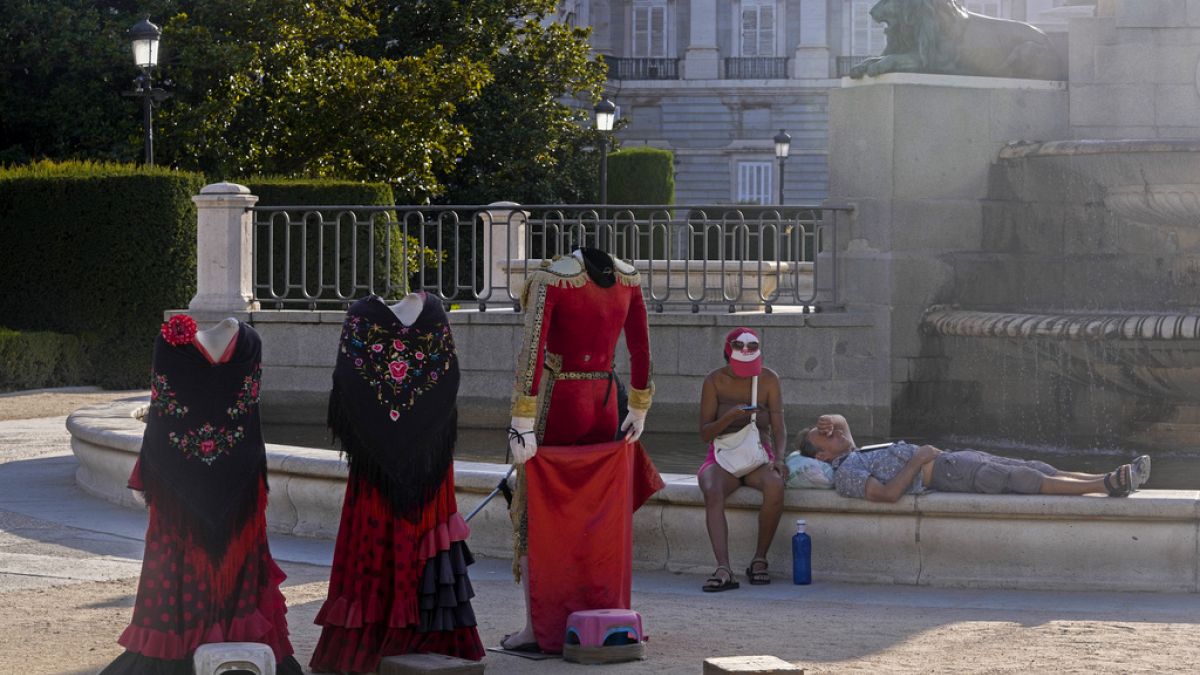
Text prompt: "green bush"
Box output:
[[244, 178, 439, 306], [606, 147, 674, 260], [0, 160, 204, 388], [0, 328, 87, 391]]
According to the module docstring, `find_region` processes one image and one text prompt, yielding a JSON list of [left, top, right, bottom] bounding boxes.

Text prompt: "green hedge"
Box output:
[[244, 178, 438, 305], [0, 161, 205, 388], [606, 147, 674, 260], [0, 328, 87, 391]]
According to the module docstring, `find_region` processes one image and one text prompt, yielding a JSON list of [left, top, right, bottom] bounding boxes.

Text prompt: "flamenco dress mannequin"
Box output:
[[502, 248, 664, 653], [310, 292, 484, 673], [102, 315, 302, 675]]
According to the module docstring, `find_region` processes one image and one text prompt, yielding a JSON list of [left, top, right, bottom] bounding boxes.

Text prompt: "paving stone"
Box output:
[[379, 652, 486, 674], [704, 654, 805, 674]]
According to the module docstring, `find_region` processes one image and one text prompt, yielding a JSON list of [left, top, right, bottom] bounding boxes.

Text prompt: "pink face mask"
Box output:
[[725, 329, 762, 377]]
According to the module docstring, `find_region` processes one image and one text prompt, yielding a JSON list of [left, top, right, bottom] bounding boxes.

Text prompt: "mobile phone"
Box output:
[[739, 404, 758, 411]]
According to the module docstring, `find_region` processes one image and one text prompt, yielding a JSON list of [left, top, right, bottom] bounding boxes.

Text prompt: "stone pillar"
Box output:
[[684, 0, 720, 79], [189, 182, 259, 313], [793, 0, 830, 78], [481, 201, 527, 305], [827, 74, 1068, 436]]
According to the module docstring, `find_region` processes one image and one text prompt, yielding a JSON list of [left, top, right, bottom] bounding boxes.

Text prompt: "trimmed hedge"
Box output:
[[0, 161, 204, 388], [244, 177, 438, 305], [606, 147, 674, 259], [0, 328, 86, 391]]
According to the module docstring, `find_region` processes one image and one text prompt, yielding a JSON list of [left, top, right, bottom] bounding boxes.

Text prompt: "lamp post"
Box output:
[[124, 18, 171, 166], [774, 129, 791, 205], [594, 98, 616, 206]]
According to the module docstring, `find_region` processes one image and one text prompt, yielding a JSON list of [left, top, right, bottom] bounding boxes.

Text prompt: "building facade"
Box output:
[[562, 0, 1082, 204]]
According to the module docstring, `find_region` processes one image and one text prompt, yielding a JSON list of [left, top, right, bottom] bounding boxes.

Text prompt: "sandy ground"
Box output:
[[1, 389, 1199, 674]]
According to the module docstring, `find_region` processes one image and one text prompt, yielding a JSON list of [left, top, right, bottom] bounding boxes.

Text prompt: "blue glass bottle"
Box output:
[[792, 519, 812, 585]]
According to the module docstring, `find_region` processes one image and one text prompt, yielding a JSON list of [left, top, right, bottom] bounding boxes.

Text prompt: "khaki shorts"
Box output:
[[928, 450, 1058, 494]]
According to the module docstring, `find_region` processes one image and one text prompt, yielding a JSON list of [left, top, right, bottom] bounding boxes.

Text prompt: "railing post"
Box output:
[[189, 182, 259, 313], [483, 201, 527, 304]]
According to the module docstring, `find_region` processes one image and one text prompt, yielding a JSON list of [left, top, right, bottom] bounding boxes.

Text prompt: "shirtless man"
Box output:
[[797, 414, 1151, 502], [697, 328, 788, 591]]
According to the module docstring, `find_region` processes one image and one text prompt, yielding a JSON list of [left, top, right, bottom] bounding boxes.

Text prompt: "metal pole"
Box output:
[[138, 71, 154, 166], [599, 134, 609, 206], [777, 156, 785, 205]]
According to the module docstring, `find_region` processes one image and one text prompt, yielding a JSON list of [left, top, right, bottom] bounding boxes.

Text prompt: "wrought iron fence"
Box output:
[[605, 57, 680, 80], [251, 204, 851, 313], [724, 57, 790, 79], [836, 56, 874, 77]]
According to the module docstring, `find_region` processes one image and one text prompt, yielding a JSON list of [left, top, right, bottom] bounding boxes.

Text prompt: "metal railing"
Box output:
[[836, 55, 874, 77], [605, 57, 680, 80], [724, 57, 790, 80], [251, 204, 851, 313]]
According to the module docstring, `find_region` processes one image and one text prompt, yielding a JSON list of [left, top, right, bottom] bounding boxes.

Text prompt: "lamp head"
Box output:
[[594, 98, 616, 132], [130, 17, 162, 69], [774, 129, 791, 159]]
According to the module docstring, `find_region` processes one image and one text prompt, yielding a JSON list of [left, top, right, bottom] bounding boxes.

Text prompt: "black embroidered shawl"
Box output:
[[139, 321, 267, 561], [328, 295, 460, 519]]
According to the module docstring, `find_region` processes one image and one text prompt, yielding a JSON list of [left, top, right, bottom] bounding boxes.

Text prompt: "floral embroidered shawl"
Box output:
[[139, 321, 267, 561], [328, 295, 460, 519]]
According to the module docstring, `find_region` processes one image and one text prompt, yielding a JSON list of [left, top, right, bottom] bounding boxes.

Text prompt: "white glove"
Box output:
[[620, 408, 648, 442], [508, 416, 538, 464], [130, 489, 147, 508]]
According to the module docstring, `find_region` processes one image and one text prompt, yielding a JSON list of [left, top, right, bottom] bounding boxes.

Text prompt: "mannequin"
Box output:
[[193, 317, 240, 362], [389, 291, 427, 326]]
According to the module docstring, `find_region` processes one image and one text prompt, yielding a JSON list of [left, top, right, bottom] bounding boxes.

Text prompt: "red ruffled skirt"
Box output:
[[310, 465, 484, 673], [102, 481, 300, 675]]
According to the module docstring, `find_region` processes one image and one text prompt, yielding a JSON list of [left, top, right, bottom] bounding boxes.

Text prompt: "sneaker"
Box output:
[[1131, 455, 1151, 490]]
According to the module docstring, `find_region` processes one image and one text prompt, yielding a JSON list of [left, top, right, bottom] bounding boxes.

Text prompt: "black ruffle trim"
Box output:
[[417, 540, 479, 633], [100, 650, 303, 675], [327, 380, 457, 522]]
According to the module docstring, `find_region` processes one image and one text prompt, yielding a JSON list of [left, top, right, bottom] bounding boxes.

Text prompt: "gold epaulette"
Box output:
[[518, 256, 587, 310], [613, 256, 641, 287]]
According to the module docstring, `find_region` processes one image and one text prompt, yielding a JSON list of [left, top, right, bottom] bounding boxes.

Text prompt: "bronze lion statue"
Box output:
[[848, 0, 1064, 80]]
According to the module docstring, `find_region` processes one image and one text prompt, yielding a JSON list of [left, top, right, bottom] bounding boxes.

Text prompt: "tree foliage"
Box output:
[[0, 0, 608, 203]]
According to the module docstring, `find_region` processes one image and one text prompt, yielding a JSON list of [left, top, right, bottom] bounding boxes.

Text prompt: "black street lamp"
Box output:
[[774, 129, 791, 205], [594, 98, 616, 205], [124, 18, 171, 166]]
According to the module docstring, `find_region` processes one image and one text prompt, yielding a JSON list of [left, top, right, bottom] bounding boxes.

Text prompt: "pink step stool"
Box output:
[[563, 609, 646, 665]]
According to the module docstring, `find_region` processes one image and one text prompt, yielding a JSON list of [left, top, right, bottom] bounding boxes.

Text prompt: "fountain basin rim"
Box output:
[[923, 306, 1200, 341], [999, 139, 1200, 160]]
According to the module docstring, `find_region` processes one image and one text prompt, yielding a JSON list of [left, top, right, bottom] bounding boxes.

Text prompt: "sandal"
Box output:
[[1131, 455, 1151, 490], [702, 565, 739, 592], [1104, 464, 1133, 497], [745, 557, 771, 585]]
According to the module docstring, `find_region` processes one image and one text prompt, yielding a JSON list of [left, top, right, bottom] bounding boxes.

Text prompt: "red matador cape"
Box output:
[[102, 320, 302, 675], [311, 295, 484, 672], [510, 249, 664, 653]]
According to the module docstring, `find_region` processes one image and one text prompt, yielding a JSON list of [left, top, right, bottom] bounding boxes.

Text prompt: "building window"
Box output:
[[632, 0, 668, 58], [740, 0, 777, 57], [737, 161, 773, 205], [849, 0, 886, 56], [964, 0, 1004, 17]]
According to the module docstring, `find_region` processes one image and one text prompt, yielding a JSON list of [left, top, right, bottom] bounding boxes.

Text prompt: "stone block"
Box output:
[[888, 199, 985, 253], [1153, 125, 1200, 139], [1191, 0, 1200, 25], [256, 322, 341, 367], [1116, 0, 1188, 28], [1066, 17, 1118, 83], [987, 88, 1069, 144], [891, 87, 996, 201], [768, 325, 834, 380], [1070, 84, 1157, 127], [677, 325, 727, 376], [1093, 44, 1200, 84], [455, 323, 517, 372], [1070, 124, 1160, 140], [379, 652, 485, 674], [703, 655, 804, 674], [1152, 84, 1200, 127], [828, 86, 896, 201]]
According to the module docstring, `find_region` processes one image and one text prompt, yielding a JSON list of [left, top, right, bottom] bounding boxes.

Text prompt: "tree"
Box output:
[[0, 0, 608, 204]]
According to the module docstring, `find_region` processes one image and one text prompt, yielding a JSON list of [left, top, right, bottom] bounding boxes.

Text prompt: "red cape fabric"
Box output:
[[524, 439, 664, 653]]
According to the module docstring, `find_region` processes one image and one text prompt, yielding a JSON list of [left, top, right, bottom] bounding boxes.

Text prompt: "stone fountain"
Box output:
[[830, 1, 1200, 473]]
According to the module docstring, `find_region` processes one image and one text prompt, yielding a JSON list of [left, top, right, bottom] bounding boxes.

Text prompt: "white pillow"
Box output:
[[784, 451, 834, 489]]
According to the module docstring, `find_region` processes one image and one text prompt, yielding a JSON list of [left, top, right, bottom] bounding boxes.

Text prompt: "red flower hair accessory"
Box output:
[[161, 314, 198, 347]]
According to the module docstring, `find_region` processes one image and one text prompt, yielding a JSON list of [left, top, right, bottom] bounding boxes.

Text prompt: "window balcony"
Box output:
[[605, 57, 680, 81], [724, 57, 790, 80]]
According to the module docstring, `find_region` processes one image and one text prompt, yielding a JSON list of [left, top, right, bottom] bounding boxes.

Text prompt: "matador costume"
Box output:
[[509, 248, 664, 653]]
